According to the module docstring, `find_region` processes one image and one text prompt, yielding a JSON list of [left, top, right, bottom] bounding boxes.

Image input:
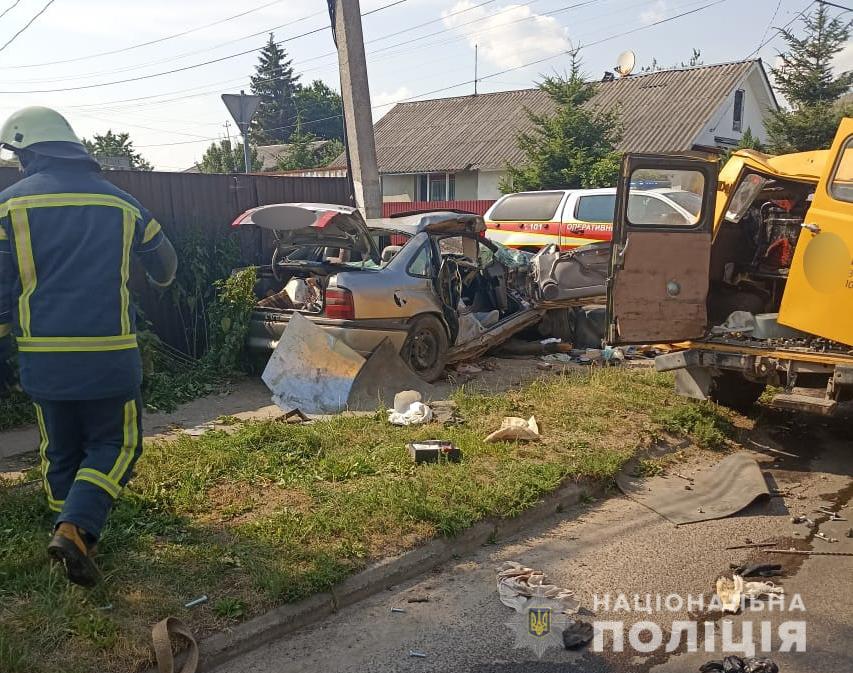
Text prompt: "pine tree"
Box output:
[[500, 60, 622, 193], [250, 34, 301, 144], [765, 4, 853, 153]]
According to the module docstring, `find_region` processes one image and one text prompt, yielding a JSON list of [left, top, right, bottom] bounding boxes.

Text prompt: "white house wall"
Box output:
[[694, 64, 776, 148], [455, 171, 479, 199], [476, 170, 505, 200], [381, 174, 416, 201]]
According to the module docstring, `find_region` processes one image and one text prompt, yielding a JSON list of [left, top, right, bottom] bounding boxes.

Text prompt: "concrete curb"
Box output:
[[195, 478, 604, 672]]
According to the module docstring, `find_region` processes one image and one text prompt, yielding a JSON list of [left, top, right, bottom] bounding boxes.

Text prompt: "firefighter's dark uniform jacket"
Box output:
[[0, 152, 176, 537]]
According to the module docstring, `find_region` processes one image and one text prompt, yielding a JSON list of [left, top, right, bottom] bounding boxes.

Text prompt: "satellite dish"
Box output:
[[615, 50, 636, 77]]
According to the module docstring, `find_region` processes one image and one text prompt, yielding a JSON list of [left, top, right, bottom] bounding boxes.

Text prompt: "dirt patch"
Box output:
[[202, 481, 313, 525]]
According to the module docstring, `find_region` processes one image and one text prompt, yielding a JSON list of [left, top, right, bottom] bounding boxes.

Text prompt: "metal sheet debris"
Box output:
[[616, 452, 770, 525]]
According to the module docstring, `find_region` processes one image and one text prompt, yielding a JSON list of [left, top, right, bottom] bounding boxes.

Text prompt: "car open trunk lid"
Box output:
[[233, 203, 382, 265]]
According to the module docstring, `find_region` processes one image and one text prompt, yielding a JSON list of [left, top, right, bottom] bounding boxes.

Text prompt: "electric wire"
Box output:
[[0, 0, 56, 53]]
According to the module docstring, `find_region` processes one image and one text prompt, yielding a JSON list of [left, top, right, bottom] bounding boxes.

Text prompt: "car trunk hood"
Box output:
[[234, 203, 381, 264]]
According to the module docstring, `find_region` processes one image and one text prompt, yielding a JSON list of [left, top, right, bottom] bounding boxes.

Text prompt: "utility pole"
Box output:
[[474, 44, 478, 95], [332, 0, 382, 219]]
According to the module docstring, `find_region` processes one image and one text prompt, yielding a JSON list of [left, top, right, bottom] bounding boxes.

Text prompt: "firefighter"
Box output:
[[0, 107, 177, 587]]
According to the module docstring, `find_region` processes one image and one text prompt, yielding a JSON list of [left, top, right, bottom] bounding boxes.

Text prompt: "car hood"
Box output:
[[233, 203, 381, 264]]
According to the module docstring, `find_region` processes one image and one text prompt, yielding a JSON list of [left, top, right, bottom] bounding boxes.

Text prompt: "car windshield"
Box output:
[[661, 190, 702, 215]]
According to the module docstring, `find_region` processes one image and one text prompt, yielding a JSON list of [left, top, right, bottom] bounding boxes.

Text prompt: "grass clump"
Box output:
[[0, 367, 733, 673], [654, 403, 733, 450]]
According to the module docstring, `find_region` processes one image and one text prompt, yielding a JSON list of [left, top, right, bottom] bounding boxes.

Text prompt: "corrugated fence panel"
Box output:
[[0, 168, 352, 351], [382, 199, 495, 217]]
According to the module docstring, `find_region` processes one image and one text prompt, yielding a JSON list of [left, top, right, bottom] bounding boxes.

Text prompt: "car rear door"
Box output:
[[606, 154, 719, 344], [778, 118, 853, 346]]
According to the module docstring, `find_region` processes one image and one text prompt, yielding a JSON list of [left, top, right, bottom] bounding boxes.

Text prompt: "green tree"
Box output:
[[294, 79, 344, 141], [500, 61, 622, 193], [275, 119, 345, 171], [197, 139, 260, 173], [250, 33, 300, 144], [765, 4, 853, 153], [82, 130, 152, 170], [722, 126, 764, 163], [641, 48, 703, 72]]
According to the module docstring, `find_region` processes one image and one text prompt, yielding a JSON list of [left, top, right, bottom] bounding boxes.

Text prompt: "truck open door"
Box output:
[[778, 118, 853, 346], [606, 154, 719, 344]]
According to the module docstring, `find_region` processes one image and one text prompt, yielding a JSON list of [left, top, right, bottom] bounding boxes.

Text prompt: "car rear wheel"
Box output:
[[709, 371, 766, 412], [402, 314, 449, 382]]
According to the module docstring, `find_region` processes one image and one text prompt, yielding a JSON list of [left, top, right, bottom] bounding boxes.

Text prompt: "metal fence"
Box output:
[[0, 167, 352, 351], [382, 199, 496, 217]]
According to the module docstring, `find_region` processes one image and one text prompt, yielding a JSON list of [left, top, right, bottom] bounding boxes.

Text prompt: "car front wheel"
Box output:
[[402, 314, 449, 382]]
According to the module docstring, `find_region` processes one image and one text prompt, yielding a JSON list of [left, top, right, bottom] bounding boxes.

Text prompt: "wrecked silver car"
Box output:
[[233, 203, 608, 381]]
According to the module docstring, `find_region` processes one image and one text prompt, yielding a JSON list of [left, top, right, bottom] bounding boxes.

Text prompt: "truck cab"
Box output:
[[607, 118, 853, 415]]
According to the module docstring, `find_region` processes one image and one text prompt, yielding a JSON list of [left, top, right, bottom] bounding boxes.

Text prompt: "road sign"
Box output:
[[221, 92, 261, 128]]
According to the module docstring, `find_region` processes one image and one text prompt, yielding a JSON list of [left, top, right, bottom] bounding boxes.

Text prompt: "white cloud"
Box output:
[[835, 42, 853, 75], [442, 0, 570, 70], [640, 0, 667, 25], [372, 86, 412, 118]]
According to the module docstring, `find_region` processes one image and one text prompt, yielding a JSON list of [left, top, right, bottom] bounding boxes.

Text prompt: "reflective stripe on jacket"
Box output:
[[0, 156, 168, 399]]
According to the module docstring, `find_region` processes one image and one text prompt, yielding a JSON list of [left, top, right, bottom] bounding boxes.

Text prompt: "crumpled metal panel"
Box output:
[[263, 312, 366, 414]]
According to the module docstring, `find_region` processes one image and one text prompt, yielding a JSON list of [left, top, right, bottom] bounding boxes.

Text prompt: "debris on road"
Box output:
[[700, 655, 779, 673], [390, 607, 406, 614], [562, 620, 594, 650], [485, 416, 541, 443], [496, 561, 579, 614], [715, 575, 784, 613], [814, 531, 838, 543], [263, 314, 432, 414], [766, 548, 853, 556], [617, 452, 770, 525], [388, 391, 433, 426], [406, 594, 431, 603], [407, 440, 461, 464], [408, 650, 427, 658]]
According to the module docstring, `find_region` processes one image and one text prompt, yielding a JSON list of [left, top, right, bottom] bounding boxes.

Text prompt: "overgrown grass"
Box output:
[[0, 367, 735, 673]]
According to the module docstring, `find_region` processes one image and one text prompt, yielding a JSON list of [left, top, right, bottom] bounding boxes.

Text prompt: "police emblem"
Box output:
[[528, 607, 551, 638]]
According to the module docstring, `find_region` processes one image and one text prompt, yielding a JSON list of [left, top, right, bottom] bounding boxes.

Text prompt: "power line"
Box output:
[[0, 0, 56, 53], [743, 0, 816, 59], [4, 0, 294, 68], [135, 0, 733, 150], [0, 0, 22, 21], [0, 0, 409, 93], [70, 0, 595, 112], [817, 0, 852, 11]]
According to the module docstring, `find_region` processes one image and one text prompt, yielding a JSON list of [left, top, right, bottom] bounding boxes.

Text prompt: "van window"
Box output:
[[575, 194, 616, 222], [829, 137, 853, 203], [628, 193, 692, 226], [489, 192, 564, 221]]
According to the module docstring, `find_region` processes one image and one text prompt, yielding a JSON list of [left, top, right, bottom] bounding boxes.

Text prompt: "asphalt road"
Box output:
[[213, 408, 853, 673]]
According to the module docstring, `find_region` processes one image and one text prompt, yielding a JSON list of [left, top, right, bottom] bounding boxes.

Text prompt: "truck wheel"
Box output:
[[402, 315, 449, 382], [709, 371, 766, 412]]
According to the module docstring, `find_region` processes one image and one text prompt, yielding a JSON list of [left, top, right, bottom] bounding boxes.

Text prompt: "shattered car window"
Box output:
[[726, 173, 768, 223]]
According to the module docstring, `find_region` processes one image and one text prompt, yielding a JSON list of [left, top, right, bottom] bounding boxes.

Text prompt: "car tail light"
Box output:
[[325, 287, 355, 320]]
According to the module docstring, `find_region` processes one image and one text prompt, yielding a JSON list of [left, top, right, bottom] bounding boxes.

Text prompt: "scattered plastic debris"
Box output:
[[496, 561, 579, 614], [408, 650, 427, 658], [407, 440, 462, 464], [700, 655, 779, 673], [715, 575, 783, 613], [184, 595, 208, 609], [391, 607, 406, 614], [388, 391, 433, 426], [485, 416, 540, 443]]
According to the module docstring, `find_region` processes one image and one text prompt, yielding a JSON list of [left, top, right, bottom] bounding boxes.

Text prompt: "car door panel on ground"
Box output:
[[607, 155, 719, 345], [778, 118, 853, 346]]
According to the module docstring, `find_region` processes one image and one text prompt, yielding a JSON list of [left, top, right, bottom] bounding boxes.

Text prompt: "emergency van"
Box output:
[[484, 187, 698, 250]]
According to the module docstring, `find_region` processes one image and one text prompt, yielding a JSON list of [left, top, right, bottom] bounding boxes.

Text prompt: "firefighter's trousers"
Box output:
[[33, 391, 143, 540]]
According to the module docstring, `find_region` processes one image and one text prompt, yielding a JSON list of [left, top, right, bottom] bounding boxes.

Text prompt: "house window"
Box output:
[[733, 89, 744, 133], [416, 173, 455, 201]]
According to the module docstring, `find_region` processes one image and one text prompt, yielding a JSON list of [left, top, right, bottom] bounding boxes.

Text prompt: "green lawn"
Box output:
[[0, 367, 734, 673]]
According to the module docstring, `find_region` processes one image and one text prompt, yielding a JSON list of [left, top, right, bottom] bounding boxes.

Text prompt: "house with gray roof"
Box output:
[[330, 59, 777, 203]]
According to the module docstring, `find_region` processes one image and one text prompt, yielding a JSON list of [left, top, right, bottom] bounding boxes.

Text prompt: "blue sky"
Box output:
[[0, 0, 848, 170]]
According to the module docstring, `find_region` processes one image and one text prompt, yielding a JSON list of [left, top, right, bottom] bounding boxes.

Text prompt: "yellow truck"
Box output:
[[607, 118, 853, 415]]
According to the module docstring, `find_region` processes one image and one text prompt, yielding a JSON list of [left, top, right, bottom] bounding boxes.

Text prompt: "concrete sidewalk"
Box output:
[[0, 377, 277, 470]]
